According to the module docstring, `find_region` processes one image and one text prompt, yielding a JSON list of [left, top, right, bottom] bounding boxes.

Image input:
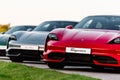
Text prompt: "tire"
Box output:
[[47, 62, 64, 69], [91, 65, 104, 70], [10, 57, 23, 62], [114, 67, 120, 71]]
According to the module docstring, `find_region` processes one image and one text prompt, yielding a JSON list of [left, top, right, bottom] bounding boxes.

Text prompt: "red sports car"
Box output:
[[43, 15, 120, 69]]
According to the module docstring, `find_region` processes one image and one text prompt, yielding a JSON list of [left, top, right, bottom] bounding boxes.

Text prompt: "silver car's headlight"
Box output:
[[9, 35, 17, 41]]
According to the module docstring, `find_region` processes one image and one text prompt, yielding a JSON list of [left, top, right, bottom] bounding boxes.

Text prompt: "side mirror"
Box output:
[[65, 25, 74, 29]]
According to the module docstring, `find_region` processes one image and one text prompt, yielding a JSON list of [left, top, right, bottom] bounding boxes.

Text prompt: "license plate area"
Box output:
[[21, 45, 38, 50], [66, 47, 91, 54]]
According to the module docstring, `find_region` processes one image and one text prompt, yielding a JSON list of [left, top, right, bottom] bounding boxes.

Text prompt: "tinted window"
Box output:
[[75, 16, 120, 30], [5, 26, 36, 34], [33, 21, 78, 31]]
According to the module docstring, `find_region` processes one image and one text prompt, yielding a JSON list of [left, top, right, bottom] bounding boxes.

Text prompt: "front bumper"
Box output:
[[0, 45, 7, 56], [6, 48, 44, 61], [44, 45, 120, 67], [0, 50, 6, 56]]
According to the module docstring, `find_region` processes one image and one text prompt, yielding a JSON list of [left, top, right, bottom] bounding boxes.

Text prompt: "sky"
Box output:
[[0, 0, 120, 26]]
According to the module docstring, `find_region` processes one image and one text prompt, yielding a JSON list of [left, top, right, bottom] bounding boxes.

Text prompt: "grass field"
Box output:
[[0, 61, 100, 80]]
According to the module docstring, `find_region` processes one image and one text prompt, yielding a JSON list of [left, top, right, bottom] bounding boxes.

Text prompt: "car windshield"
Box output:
[[5, 26, 35, 34], [75, 16, 120, 30], [33, 21, 78, 31]]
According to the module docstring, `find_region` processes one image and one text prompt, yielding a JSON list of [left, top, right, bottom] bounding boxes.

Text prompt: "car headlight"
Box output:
[[9, 35, 17, 41], [114, 38, 120, 43], [48, 33, 58, 40], [44, 33, 58, 52], [109, 38, 120, 44]]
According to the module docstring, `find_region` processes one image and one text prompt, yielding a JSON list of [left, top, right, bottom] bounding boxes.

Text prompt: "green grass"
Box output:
[[0, 61, 100, 80]]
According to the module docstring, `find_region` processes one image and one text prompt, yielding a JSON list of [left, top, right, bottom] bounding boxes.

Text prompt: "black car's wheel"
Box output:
[[91, 65, 104, 70], [47, 62, 64, 69], [9, 57, 23, 62]]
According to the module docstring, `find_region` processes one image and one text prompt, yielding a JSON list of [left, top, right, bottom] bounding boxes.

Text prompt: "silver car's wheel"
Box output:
[[10, 57, 23, 62]]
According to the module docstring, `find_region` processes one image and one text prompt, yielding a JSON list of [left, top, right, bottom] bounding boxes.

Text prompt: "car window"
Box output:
[[33, 21, 78, 31], [82, 19, 93, 28], [95, 22, 102, 29], [75, 16, 120, 30], [5, 26, 35, 34], [75, 17, 107, 29], [5, 26, 25, 34]]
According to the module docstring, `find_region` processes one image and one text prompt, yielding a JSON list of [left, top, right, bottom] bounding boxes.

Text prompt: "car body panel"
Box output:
[[43, 16, 120, 68], [10, 31, 48, 45], [0, 25, 36, 56], [6, 21, 78, 61]]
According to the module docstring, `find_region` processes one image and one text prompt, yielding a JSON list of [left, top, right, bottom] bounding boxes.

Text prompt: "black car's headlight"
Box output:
[[47, 33, 58, 41], [109, 38, 120, 44]]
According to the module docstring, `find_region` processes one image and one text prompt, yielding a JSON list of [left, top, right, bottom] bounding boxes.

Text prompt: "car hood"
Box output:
[[13, 31, 49, 45], [0, 34, 10, 45], [61, 29, 120, 46]]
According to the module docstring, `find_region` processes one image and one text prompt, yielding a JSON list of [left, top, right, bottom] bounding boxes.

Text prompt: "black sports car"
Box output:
[[0, 25, 36, 56], [6, 21, 78, 62]]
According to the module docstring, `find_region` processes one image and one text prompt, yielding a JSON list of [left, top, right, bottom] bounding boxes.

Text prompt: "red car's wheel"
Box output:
[[47, 62, 64, 69], [91, 66, 104, 70]]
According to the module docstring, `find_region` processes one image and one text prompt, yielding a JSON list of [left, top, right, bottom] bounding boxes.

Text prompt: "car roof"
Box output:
[[41, 20, 78, 23], [88, 15, 120, 17]]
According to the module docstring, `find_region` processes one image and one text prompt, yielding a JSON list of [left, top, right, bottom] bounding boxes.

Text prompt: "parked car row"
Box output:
[[6, 21, 78, 62], [1, 15, 120, 70]]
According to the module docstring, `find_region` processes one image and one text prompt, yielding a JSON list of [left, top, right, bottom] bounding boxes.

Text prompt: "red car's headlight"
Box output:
[[47, 33, 58, 41], [109, 38, 120, 44], [44, 33, 58, 52]]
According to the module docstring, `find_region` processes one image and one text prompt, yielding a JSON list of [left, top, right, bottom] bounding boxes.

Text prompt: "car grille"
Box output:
[[47, 52, 92, 62], [8, 49, 43, 59], [65, 53, 92, 63], [47, 52, 65, 60], [93, 55, 118, 64]]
